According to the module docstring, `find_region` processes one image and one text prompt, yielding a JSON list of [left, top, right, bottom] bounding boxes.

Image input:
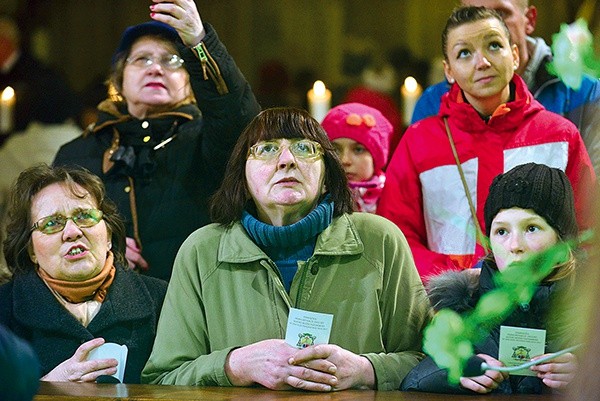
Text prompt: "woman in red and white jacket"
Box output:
[[377, 6, 596, 283]]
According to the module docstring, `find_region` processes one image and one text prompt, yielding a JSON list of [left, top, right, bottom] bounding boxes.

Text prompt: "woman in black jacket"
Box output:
[[1, 164, 167, 383], [54, 0, 260, 280]]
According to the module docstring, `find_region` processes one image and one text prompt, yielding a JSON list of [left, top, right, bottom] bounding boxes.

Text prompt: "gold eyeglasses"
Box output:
[[31, 209, 104, 235], [248, 139, 323, 161]]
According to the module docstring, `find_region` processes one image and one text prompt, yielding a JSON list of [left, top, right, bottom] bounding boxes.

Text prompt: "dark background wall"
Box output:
[[5, 0, 596, 97]]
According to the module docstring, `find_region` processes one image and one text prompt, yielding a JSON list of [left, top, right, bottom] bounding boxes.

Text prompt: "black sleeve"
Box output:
[[0, 323, 40, 400], [400, 356, 472, 394]]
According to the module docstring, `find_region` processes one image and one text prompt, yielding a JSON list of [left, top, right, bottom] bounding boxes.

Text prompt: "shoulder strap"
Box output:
[[443, 117, 489, 252]]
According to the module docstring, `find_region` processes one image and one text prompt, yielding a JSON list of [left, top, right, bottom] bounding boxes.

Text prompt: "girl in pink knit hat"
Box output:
[[322, 102, 392, 213]]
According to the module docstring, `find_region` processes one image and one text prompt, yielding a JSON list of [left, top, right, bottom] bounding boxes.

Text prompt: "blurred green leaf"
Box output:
[[422, 236, 583, 385]]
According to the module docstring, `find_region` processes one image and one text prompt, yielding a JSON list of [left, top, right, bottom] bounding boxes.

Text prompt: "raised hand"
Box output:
[[149, 0, 206, 47]]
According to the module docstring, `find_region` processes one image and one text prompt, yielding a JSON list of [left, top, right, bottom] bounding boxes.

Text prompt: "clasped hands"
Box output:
[[225, 339, 375, 392]]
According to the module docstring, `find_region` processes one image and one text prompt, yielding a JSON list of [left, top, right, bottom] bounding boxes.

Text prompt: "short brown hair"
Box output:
[[442, 6, 511, 60], [210, 107, 354, 224], [3, 164, 127, 274]]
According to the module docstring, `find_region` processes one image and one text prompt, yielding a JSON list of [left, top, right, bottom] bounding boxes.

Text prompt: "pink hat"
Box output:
[[321, 102, 392, 172]]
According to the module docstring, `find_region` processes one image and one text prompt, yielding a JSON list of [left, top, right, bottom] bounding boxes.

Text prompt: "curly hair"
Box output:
[[3, 164, 127, 274]]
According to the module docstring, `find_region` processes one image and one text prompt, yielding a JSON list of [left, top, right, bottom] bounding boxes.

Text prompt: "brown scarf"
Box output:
[[37, 252, 116, 303]]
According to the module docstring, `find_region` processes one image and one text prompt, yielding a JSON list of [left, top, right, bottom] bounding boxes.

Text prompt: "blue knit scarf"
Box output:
[[241, 197, 334, 291]]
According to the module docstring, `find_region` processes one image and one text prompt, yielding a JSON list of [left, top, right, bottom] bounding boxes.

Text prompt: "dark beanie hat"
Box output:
[[112, 21, 181, 64], [484, 163, 578, 239]]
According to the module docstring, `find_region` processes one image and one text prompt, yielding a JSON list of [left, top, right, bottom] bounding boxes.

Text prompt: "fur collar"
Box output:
[[426, 269, 480, 314]]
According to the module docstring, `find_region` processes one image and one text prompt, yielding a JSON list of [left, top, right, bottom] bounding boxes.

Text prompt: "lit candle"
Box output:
[[307, 80, 331, 123], [401, 77, 423, 125], [0, 86, 15, 135]]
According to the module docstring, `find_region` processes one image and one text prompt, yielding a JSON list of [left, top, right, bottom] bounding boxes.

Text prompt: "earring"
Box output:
[[448, 78, 455, 84], [513, 64, 518, 70]]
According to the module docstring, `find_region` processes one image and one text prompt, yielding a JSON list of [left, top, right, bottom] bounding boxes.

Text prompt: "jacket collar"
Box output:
[[439, 74, 543, 134], [85, 100, 200, 135], [10, 265, 155, 335], [218, 214, 364, 264]]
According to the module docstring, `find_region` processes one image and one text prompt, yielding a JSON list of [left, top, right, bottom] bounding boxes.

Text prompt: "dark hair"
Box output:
[[442, 6, 511, 60], [3, 164, 127, 274], [210, 107, 354, 224]]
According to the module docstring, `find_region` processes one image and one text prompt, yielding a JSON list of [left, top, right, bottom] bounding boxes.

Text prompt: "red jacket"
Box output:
[[378, 75, 596, 281]]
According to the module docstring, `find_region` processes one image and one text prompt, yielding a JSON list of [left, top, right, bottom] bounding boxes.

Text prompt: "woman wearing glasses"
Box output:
[[53, 0, 260, 280], [141, 108, 432, 391], [0, 164, 167, 383]]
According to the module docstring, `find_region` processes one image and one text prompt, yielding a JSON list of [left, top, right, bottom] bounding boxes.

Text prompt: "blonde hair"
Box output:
[[484, 245, 576, 285]]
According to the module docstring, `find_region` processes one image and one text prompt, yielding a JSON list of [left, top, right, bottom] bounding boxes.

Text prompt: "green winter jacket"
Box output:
[[142, 213, 431, 390]]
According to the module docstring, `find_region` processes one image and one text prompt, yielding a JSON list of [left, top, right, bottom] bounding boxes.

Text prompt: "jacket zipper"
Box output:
[[294, 258, 317, 308], [192, 42, 229, 96]]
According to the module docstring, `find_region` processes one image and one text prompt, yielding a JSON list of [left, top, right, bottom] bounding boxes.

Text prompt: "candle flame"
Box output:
[[404, 77, 418, 93], [313, 80, 326, 96], [1, 86, 15, 102]]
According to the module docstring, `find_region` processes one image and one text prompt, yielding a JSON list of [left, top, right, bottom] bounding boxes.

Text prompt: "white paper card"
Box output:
[[285, 308, 333, 349], [498, 326, 546, 376], [87, 342, 128, 383]]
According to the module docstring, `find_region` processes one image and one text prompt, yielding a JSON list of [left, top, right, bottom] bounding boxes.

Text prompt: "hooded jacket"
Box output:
[[411, 36, 600, 177], [53, 24, 260, 280], [377, 74, 596, 281]]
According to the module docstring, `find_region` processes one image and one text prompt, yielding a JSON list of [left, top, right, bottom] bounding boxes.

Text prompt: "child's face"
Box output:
[[332, 138, 374, 182], [489, 207, 559, 271]]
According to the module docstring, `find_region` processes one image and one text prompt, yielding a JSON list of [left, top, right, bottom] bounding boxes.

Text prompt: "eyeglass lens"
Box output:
[[127, 54, 184, 70], [249, 139, 322, 160], [32, 209, 104, 234]]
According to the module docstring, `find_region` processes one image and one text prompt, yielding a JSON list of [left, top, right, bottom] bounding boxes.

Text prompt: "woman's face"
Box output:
[[30, 183, 110, 281], [443, 17, 519, 115], [121, 37, 191, 118], [332, 138, 374, 182], [245, 138, 326, 226], [490, 207, 559, 271]]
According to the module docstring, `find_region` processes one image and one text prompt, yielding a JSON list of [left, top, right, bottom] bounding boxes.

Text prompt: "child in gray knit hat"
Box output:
[[402, 162, 578, 395]]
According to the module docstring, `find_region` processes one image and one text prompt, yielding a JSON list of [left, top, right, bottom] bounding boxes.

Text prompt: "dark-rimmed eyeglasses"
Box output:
[[248, 139, 323, 161], [31, 209, 104, 235], [126, 54, 185, 70]]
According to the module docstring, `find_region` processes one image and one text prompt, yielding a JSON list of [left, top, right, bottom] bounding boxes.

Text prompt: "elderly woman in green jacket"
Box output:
[[142, 107, 431, 391]]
